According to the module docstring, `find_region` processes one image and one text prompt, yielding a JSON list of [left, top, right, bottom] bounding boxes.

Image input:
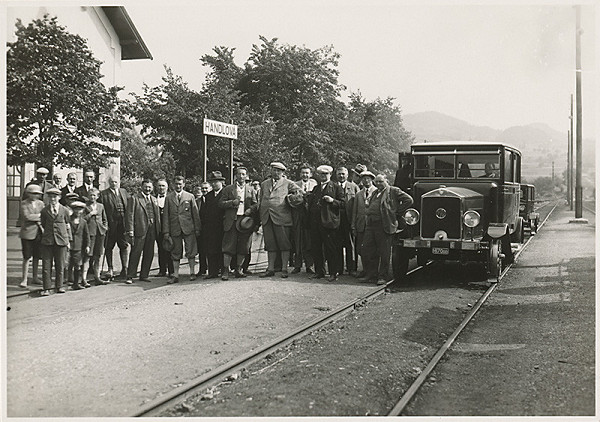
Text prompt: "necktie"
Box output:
[[52, 205, 58, 216], [177, 194, 181, 204]]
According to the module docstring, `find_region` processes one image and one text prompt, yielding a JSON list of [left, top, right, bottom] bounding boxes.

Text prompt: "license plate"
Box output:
[[432, 247, 449, 255]]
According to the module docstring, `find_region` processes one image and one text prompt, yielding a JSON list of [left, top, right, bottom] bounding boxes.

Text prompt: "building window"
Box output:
[[7, 165, 22, 197]]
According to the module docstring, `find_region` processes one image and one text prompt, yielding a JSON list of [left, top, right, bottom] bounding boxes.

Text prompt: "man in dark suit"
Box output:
[[155, 178, 173, 278], [218, 167, 258, 280], [75, 170, 95, 202], [351, 171, 377, 277], [99, 175, 130, 280], [59, 172, 78, 205], [362, 174, 413, 285], [307, 165, 344, 282], [336, 166, 360, 276], [194, 181, 211, 276], [201, 172, 225, 279], [163, 175, 201, 284], [39, 188, 72, 296], [126, 179, 161, 283], [291, 165, 317, 274]]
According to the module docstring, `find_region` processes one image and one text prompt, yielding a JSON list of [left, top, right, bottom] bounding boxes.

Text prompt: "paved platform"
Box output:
[[405, 203, 596, 416]]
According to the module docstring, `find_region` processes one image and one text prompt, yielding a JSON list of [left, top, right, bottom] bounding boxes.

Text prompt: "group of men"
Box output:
[[22, 160, 414, 293]]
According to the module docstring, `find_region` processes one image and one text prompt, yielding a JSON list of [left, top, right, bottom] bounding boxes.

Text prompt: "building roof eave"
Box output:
[[101, 6, 152, 60]]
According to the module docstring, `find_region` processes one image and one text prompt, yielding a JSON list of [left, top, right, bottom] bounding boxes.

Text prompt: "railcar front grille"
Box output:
[[421, 196, 461, 239]]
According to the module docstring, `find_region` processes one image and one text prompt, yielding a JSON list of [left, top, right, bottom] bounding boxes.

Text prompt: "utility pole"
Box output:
[[574, 5, 583, 219], [569, 94, 574, 210], [552, 161, 555, 185]]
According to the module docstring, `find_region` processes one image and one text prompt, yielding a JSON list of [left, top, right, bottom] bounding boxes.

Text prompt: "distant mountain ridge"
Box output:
[[403, 111, 594, 182]]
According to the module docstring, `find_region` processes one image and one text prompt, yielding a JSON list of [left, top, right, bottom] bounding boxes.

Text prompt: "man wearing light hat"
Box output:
[[306, 164, 344, 282], [351, 170, 377, 277], [39, 187, 72, 295], [350, 164, 368, 188], [258, 162, 302, 278], [25, 167, 54, 205]]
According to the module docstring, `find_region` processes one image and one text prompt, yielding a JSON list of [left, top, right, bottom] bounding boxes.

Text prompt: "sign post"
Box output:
[[203, 118, 238, 183]]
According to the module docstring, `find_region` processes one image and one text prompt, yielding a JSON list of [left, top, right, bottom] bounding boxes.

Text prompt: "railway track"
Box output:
[[134, 201, 558, 417]]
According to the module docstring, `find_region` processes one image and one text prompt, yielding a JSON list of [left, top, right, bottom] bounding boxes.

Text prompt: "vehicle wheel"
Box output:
[[392, 246, 410, 282], [487, 239, 502, 281]]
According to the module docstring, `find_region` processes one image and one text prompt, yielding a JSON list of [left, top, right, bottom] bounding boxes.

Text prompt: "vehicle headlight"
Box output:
[[463, 210, 481, 228], [404, 208, 420, 226]]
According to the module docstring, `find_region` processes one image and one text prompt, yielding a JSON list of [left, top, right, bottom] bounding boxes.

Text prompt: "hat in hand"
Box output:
[[236, 216, 255, 233]]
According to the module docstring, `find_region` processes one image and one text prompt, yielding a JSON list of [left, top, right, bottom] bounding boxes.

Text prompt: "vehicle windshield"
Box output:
[[414, 153, 501, 179]]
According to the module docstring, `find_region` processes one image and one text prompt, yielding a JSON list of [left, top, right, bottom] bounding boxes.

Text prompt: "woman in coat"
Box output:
[[19, 184, 45, 288]]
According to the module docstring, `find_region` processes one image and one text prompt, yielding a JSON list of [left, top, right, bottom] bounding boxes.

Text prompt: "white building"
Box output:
[[6, 6, 152, 224]]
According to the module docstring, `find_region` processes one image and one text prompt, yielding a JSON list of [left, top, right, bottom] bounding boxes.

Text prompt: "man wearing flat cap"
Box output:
[[306, 165, 344, 282], [25, 167, 54, 205], [258, 162, 302, 278], [218, 167, 258, 279]]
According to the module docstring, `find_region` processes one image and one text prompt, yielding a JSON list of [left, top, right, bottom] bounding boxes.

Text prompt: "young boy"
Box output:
[[82, 188, 108, 285], [68, 201, 90, 290]]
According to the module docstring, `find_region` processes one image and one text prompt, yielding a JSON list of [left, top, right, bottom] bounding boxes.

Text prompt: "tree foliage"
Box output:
[[129, 36, 414, 181], [7, 15, 124, 169]]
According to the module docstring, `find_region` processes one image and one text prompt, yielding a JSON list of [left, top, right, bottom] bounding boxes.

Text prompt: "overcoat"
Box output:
[[259, 178, 300, 227], [199, 189, 224, 251], [306, 181, 344, 229], [127, 192, 161, 238]]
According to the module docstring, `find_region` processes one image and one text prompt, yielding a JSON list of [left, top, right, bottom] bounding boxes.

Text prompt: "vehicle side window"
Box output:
[[415, 155, 454, 178], [513, 154, 521, 183], [456, 154, 500, 178], [504, 151, 513, 182]]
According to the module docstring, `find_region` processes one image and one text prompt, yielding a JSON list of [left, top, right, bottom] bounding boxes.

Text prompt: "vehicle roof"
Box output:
[[411, 141, 520, 154]]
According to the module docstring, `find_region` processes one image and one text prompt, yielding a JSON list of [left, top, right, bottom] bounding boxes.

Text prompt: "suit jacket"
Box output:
[[307, 181, 344, 230], [69, 218, 90, 252], [218, 183, 258, 231], [19, 198, 44, 240], [40, 204, 72, 246], [339, 180, 360, 220], [295, 178, 318, 194], [25, 179, 54, 205], [163, 190, 201, 237], [352, 188, 370, 234], [99, 187, 130, 225], [259, 178, 300, 227], [75, 184, 94, 202], [59, 184, 78, 205], [378, 185, 414, 234], [126, 193, 161, 238], [199, 189, 224, 249], [83, 202, 108, 236]]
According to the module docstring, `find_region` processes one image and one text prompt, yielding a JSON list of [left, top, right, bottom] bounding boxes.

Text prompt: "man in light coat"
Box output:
[[163, 175, 201, 284], [258, 162, 302, 278], [126, 179, 161, 283]]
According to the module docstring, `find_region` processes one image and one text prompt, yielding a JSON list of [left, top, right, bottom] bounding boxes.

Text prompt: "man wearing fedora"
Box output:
[[163, 176, 201, 284], [126, 179, 161, 284], [258, 162, 302, 278], [291, 164, 317, 274], [350, 164, 368, 189], [218, 167, 258, 280], [307, 165, 344, 282], [201, 172, 226, 279], [351, 170, 377, 277], [39, 187, 72, 295]]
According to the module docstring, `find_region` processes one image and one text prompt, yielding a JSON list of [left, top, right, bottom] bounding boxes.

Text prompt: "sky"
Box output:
[[119, 0, 597, 138]]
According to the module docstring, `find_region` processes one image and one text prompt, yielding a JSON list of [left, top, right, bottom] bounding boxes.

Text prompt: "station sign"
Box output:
[[203, 118, 238, 139]]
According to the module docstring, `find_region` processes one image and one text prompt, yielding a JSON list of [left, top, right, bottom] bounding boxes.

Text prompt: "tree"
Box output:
[[7, 15, 124, 170]]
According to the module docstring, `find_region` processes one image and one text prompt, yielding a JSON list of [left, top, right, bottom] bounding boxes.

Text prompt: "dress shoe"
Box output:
[[281, 270, 289, 278], [72, 284, 82, 290], [117, 271, 127, 280], [234, 271, 246, 278], [190, 275, 196, 282], [306, 268, 315, 274], [19, 282, 28, 288], [377, 278, 387, 285], [291, 268, 301, 274], [349, 270, 358, 277], [40, 290, 50, 296], [355, 271, 366, 278], [56, 288, 66, 293], [32, 278, 43, 285], [125, 278, 133, 284], [221, 274, 229, 281], [309, 273, 325, 279], [167, 277, 179, 284], [156, 272, 167, 277], [82, 281, 91, 288], [243, 269, 253, 275], [139, 277, 151, 282], [326, 275, 338, 282], [204, 274, 218, 280], [259, 270, 275, 278]]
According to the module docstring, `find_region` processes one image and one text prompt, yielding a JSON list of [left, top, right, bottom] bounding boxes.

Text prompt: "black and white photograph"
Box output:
[[2, 0, 597, 418]]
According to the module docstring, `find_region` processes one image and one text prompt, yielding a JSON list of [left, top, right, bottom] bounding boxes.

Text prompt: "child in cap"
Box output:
[[82, 188, 108, 285], [68, 201, 90, 290]]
